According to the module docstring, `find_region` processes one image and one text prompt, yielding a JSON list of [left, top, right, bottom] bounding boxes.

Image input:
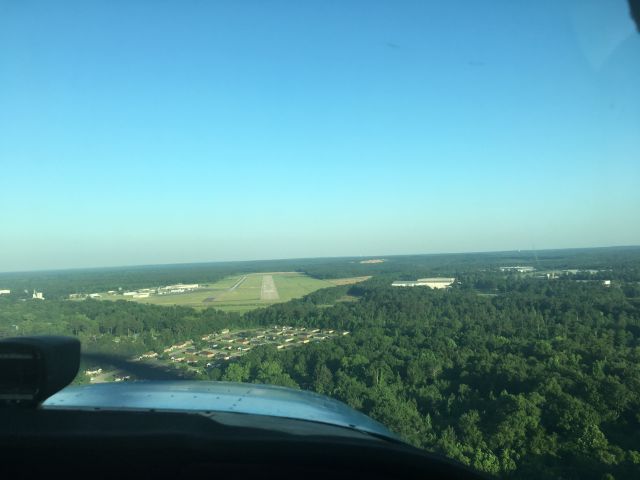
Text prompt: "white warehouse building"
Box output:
[[392, 278, 455, 289]]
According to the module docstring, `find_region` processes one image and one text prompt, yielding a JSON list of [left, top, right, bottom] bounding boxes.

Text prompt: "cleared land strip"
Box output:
[[92, 273, 364, 313], [261, 275, 279, 300], [229, 275, 247, 292]]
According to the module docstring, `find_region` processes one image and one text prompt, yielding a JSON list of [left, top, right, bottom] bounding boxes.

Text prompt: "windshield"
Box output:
[[1, 1, 640, 478]]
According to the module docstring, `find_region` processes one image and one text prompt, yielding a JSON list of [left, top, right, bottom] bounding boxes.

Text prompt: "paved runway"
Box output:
[[260, 275, 279, 300]]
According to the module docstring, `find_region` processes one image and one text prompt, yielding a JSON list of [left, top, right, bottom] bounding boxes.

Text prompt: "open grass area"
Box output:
[[272, 272, 333, 299], [96, 272, 356, 313]]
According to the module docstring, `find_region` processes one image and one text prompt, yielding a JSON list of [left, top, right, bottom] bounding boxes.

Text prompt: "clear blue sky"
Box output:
[[1, 0, 639, 272]]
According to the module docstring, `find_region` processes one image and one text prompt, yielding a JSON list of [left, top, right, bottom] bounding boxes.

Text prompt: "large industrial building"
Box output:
[[499, 266, 535, 273], [392, 278, 455, 289]]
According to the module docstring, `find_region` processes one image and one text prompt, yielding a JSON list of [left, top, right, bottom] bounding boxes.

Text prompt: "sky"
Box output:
[[1, 0, 639, 272]]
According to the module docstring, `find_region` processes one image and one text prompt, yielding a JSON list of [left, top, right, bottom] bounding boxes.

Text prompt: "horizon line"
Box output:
[[1, 244, 639, 276]]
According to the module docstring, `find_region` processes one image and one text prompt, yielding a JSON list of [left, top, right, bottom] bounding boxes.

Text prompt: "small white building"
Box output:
[[0, 289, 10, 295], [32, 290, 44, 300]]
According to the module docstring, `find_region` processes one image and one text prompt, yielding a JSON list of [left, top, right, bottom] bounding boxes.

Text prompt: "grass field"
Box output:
[[96, 272, 367, 313]]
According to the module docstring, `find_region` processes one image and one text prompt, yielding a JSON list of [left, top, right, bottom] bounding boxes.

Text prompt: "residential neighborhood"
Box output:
[[85, 326, 349, 383]]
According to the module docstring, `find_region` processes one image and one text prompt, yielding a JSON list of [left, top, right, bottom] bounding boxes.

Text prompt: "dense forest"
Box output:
[[1, 248, 640, 478], [227, 279, 640, 479]]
